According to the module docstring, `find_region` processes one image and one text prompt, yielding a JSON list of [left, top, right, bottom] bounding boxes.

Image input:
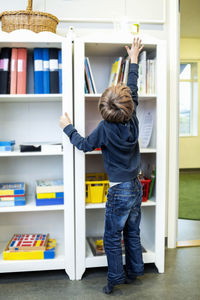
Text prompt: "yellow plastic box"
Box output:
[[85, 173, 109, 203]]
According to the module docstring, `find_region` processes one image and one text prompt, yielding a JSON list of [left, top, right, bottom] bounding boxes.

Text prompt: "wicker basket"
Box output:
[[0, 0, 59, 33]]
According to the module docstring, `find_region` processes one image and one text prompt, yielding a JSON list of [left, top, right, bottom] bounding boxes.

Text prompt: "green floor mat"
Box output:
[[179, 172, 200, 220]]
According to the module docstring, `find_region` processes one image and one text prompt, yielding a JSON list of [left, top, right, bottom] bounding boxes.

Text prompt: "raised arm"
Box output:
[[59, 113, 104, 152], [125, 37, 144, 109]]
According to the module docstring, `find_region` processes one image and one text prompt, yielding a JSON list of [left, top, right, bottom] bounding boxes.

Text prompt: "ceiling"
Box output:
[[181, 0, 200, 38]]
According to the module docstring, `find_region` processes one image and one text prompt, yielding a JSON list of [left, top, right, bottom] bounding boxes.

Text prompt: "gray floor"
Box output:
[[0, 246, 200, 300]]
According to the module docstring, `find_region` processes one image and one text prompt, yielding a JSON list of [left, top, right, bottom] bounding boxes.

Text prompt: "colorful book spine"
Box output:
[[17, 48, 27, 94], [49, 48, 59, 94], [34, 48, 43, 94], [10, 48, 18, 94], [86, 57, 97, 93], [108, 57, 122, 87], [0, 146, 14, 151], [27, 50, 34, 94], [58, 49, 62, 93], [0, 140, 15, 146], [138, 51, 147, 95], [43, 48, 50, 94], [0, 47, 11, 94]]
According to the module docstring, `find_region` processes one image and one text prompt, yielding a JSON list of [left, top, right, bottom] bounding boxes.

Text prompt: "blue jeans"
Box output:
[[103, 177, 144, 285]]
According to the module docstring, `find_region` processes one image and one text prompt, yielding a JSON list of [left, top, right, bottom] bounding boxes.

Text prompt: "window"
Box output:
[[179, 62, 198, 136]]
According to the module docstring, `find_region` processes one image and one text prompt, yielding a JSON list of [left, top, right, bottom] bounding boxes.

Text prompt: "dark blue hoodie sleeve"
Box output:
[[63, 121, 104, 152], [127, 63, 139, 110]]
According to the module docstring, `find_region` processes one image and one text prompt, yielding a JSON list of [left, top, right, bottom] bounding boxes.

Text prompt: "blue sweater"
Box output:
[[63, 63, 140, 182]]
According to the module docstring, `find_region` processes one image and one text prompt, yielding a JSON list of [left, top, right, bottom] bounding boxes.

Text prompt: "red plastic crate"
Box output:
[[139, 179, 151, 202]]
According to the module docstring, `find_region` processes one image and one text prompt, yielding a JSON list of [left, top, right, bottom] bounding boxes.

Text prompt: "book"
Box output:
[[108, 57, 122, 87], [36, 179, 64, 193], [58, 49, 62, 93], [0, 47, 11, 94], [43, 48, 50, 94], [17, 48, 27, 94], [0, 140, 15, 146], [0, 182, 25, 196], [84, 58, 94, 93], [86, 57, 97, 93], [123, 57, 130, 84], [138, 51, 147, 95], [27, 50, 34, 94], [0, 145, 14, 151], [49, 48, 59, 93], [34, 48, 43, 94], [85, 65, 92, 93], [10, 48, 18, 94]]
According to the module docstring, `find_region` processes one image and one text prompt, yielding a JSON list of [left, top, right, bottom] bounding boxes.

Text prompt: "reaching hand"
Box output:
[[59, 112, 71, 129], [125, 37, 144, 64]]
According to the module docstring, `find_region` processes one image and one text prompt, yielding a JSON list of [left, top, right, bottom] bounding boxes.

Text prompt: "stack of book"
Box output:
[[0, 47, 62, 95], [108, 57, 130, 87], [84, 57, 97, 94], [35, 179, 64, 206], [0, 140, 15, 152], [3, 233, 56, 260], [108, 51, 156, 95], [0, 182, 26, 207]]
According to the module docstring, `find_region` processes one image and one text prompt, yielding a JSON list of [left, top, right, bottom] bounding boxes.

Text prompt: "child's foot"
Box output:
[[125, 276, 137, 284], [103, 283, 113, 294]]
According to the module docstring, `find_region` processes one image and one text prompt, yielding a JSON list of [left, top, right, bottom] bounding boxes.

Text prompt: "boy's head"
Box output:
[[98, 84, 134, 123]]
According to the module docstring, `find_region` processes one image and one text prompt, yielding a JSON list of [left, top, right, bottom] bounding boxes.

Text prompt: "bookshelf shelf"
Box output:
[[0, 94, 62, 103], [74, 34, 166, 279], [85, 198, 156, 209], [85, 240, 155, 268], [0, 241, 65, 273], [0, 150, 63, 157], [0, 195, 64, 213], [86, 148, 156, 155], [0, 31, 75, 279], [85, 93, 156, 101]]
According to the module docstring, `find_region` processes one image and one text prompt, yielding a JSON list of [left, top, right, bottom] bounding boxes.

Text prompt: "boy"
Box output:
[[60, 37, 144, 294]]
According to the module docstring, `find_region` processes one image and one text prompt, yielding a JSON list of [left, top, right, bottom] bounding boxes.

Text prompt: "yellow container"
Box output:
[[85, 173, 109, 203]]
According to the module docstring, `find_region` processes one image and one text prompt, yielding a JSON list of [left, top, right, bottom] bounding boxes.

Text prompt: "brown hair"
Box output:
[[98, 84, 134, 123]]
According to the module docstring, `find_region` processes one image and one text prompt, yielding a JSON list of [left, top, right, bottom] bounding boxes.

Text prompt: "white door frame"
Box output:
[[167, 0, 180, 248]]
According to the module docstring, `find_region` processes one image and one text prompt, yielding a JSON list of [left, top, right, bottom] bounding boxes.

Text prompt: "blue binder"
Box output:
[[34, 48, 43, 94], [58, 49, 62, 93], [43, 48, 50, 94]]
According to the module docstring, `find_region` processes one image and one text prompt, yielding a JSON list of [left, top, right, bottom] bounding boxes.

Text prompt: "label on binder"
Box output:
[[18, 59, 24, 72], [34, 60, 43, 71], [50, 59, 58, 71]]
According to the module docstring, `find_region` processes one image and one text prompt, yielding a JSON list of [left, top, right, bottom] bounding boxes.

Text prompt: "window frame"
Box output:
[[179, 60, 198, 137]]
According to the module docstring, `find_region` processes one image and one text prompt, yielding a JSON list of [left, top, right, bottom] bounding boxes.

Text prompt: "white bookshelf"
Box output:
[[0, 30, 75, 279], [74, 33, 167, 279]]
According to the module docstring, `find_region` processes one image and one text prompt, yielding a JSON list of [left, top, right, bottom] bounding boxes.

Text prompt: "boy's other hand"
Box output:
[[125, 37, 144, 64], [60, 112, 71, 129]]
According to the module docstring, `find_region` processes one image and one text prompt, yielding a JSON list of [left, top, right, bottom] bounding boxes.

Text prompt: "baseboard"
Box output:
[[176, 240, 200, 248]]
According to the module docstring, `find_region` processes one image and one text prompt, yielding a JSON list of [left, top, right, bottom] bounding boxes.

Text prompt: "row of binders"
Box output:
[[0, 47, 62, 95], [85, 51, 156, 95]]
